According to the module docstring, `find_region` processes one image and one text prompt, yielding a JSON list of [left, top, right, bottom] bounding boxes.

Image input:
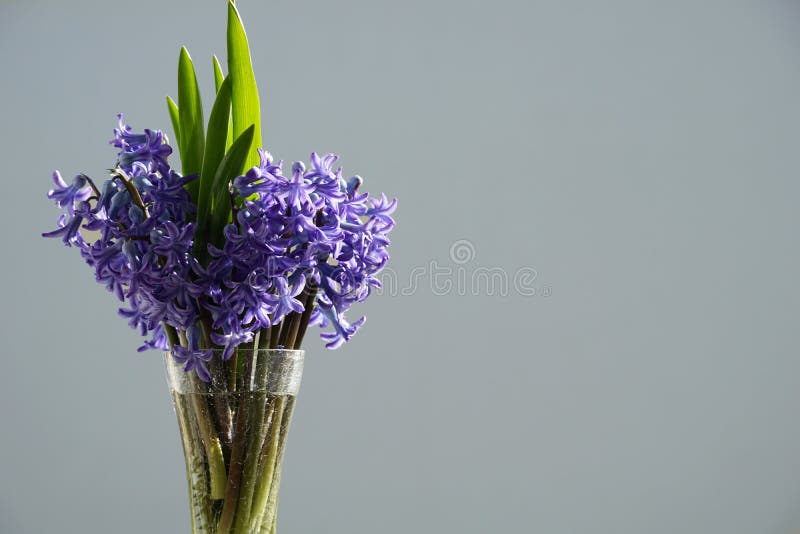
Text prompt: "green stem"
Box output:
[[232, 346, 272, 533], [258, 327, 271, 350], [179, 329, 229, 501], [199, 315, 233, 460], [270, 322, 281, 349], [233, 398, 274, 533], [251, 295, 311, 532], [257, 396, 296, 533], [277, 311, 298, 349], [260, 468, 281, 534], [163, 323, 180, 348], [173, 392, 204, 531], [269, 509, 278, 534], [292, 285, 317, 349], [217, 345, 255, 533], [167, 324, 228, 501], [228, 350, 239, 392], [248, 395, 286, 531]]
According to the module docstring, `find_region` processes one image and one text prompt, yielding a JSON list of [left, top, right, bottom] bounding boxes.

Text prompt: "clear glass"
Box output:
[[166, 349, 304, 534]]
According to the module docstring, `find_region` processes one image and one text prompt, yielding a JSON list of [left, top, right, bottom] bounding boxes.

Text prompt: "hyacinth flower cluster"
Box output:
[[45, 115, 395, 380], [43, 2, 396, 384]]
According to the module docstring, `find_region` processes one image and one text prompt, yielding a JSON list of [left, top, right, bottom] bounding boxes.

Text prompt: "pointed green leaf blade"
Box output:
[[213, 55, 225, 92], [195, 76, 232, 257], [209, 124, 255, 247], [178, 47, 205, 202], [213, 55, 234, 150], [227, 1, 261, 169], [166, 96, 182, 154]]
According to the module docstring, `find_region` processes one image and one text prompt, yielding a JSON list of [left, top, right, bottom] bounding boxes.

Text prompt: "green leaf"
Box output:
[[209, 124, 256, 248], [227, 1, 261, 170], [195, 76, 232, 257], [178, 47, 205, 202], [212, 55, 234, 150], [213, 55, 225, 92], [166, 96, 182, 154]]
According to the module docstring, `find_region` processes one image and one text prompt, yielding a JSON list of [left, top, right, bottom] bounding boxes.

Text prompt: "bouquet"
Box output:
[[43, 2, 396, 532]]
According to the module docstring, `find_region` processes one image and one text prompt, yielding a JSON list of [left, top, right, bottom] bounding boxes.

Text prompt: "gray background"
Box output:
[[1, 0, 799, 532]]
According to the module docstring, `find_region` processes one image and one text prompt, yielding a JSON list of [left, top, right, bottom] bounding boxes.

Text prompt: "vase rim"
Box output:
[[165, 347, 305, 353], [164, 348, 305, 357], [165, 348, 305, 394]]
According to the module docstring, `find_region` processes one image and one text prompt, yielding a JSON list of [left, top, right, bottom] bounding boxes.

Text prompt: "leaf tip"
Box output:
[[228, 0, 242, 20]]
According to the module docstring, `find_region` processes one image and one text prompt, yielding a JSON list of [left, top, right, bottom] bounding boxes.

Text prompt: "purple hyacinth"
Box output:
[[46, 171, 93, 214], [45, 115, 396, 378], [111, 114, 172, 175], [172, 325, 213, 382], [266, 276, 305, 326]]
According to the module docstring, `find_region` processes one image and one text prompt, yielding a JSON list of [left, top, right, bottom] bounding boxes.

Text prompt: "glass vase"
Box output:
[[166, 348, 304, 534]]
